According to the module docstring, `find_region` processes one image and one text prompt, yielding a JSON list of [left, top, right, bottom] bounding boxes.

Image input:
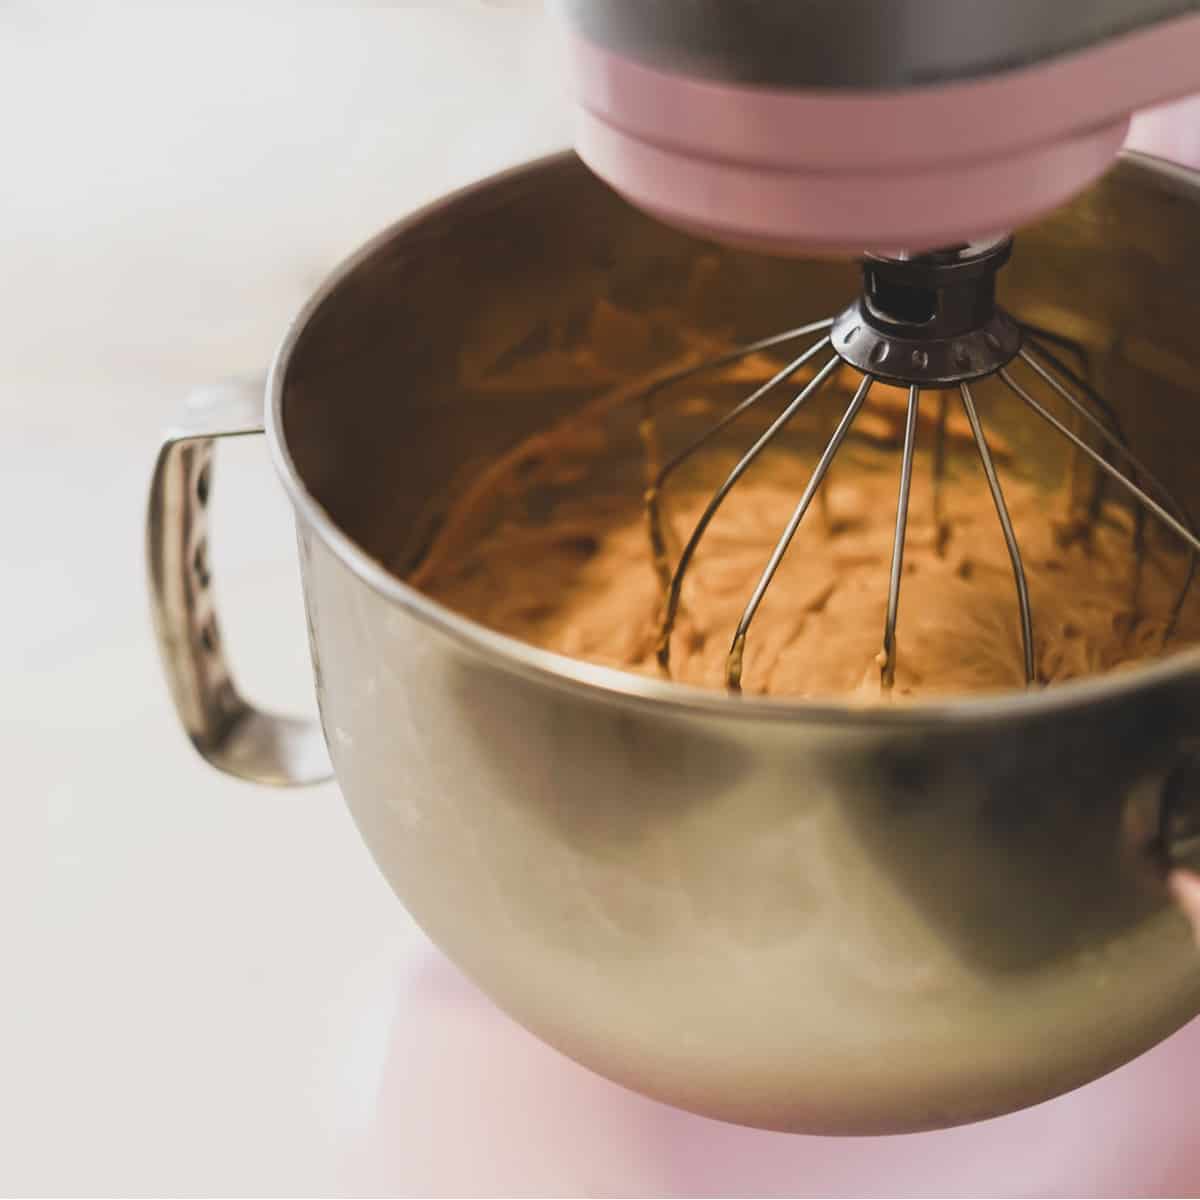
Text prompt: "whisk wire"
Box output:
[[1019, 347, 1187, 524], [1014, 348, 1199, 639], [1019, 334, 1126, 447], [932, 390, 950, 554], [657, 351, 842, 668], [640, 318, 835, 407], [880, 386, 921, 690], [652, 338, 833, 491], [999, 368, 1200, 558], [726, 372, 876, 691], [959, 380, 1036, 685], [642, 322, 837, 590]]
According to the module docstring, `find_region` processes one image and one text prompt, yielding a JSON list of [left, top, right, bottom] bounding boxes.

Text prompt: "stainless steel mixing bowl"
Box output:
[[148, 150, 1200, 1134]]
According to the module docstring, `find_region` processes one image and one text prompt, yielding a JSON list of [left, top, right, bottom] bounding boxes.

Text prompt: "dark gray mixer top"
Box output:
[[554, 0, 1200, 89]]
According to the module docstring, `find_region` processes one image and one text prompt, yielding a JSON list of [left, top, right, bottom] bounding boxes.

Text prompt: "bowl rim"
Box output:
[[266, 147, 1200, 729]]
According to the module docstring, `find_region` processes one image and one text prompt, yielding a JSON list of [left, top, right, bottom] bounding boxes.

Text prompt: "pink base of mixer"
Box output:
[[575, 106, 1128, 256], [567, 12, 1200, 253]]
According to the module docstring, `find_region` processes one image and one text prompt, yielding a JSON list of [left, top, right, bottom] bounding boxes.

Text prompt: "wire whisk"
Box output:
[[633, 239, 1200, 693]]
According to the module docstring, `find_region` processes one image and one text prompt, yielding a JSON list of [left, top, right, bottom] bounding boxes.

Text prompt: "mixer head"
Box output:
[[553, 0, 1200, 254]]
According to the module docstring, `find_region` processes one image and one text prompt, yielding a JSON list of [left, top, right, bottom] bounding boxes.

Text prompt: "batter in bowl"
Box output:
[[411, 334, 1200, 702]]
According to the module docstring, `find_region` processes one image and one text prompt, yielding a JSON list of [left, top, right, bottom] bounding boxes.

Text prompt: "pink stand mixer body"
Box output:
[[553, 0, 1200, 254]]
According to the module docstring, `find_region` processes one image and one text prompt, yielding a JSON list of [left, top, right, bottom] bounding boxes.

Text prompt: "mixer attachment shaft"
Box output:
[[634, 239, 1200, 695]]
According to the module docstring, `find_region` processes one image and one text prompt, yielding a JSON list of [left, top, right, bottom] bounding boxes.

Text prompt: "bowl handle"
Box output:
[[145, 377, 333, 787]]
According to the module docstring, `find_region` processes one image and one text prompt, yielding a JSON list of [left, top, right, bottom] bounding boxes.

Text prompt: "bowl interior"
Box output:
[[279, 152, 1200, 689]]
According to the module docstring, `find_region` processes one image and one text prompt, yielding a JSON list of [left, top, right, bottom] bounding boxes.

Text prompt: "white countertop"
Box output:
[[5, 6, 1200, 1195]]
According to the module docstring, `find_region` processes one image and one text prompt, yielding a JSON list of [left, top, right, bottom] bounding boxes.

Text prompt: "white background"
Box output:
[[4, 5, 1200, 1195]]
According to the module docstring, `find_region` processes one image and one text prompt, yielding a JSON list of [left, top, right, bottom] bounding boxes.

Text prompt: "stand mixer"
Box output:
[[145, 3, 1200, 1136]]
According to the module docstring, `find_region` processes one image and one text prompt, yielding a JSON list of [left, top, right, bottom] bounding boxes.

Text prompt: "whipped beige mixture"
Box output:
[[412, 333, 1200, 702]]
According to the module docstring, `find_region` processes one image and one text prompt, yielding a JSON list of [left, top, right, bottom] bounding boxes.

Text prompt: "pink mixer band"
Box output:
[[566, 11, 1200, 252], [575, 107, 1128, 255]]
